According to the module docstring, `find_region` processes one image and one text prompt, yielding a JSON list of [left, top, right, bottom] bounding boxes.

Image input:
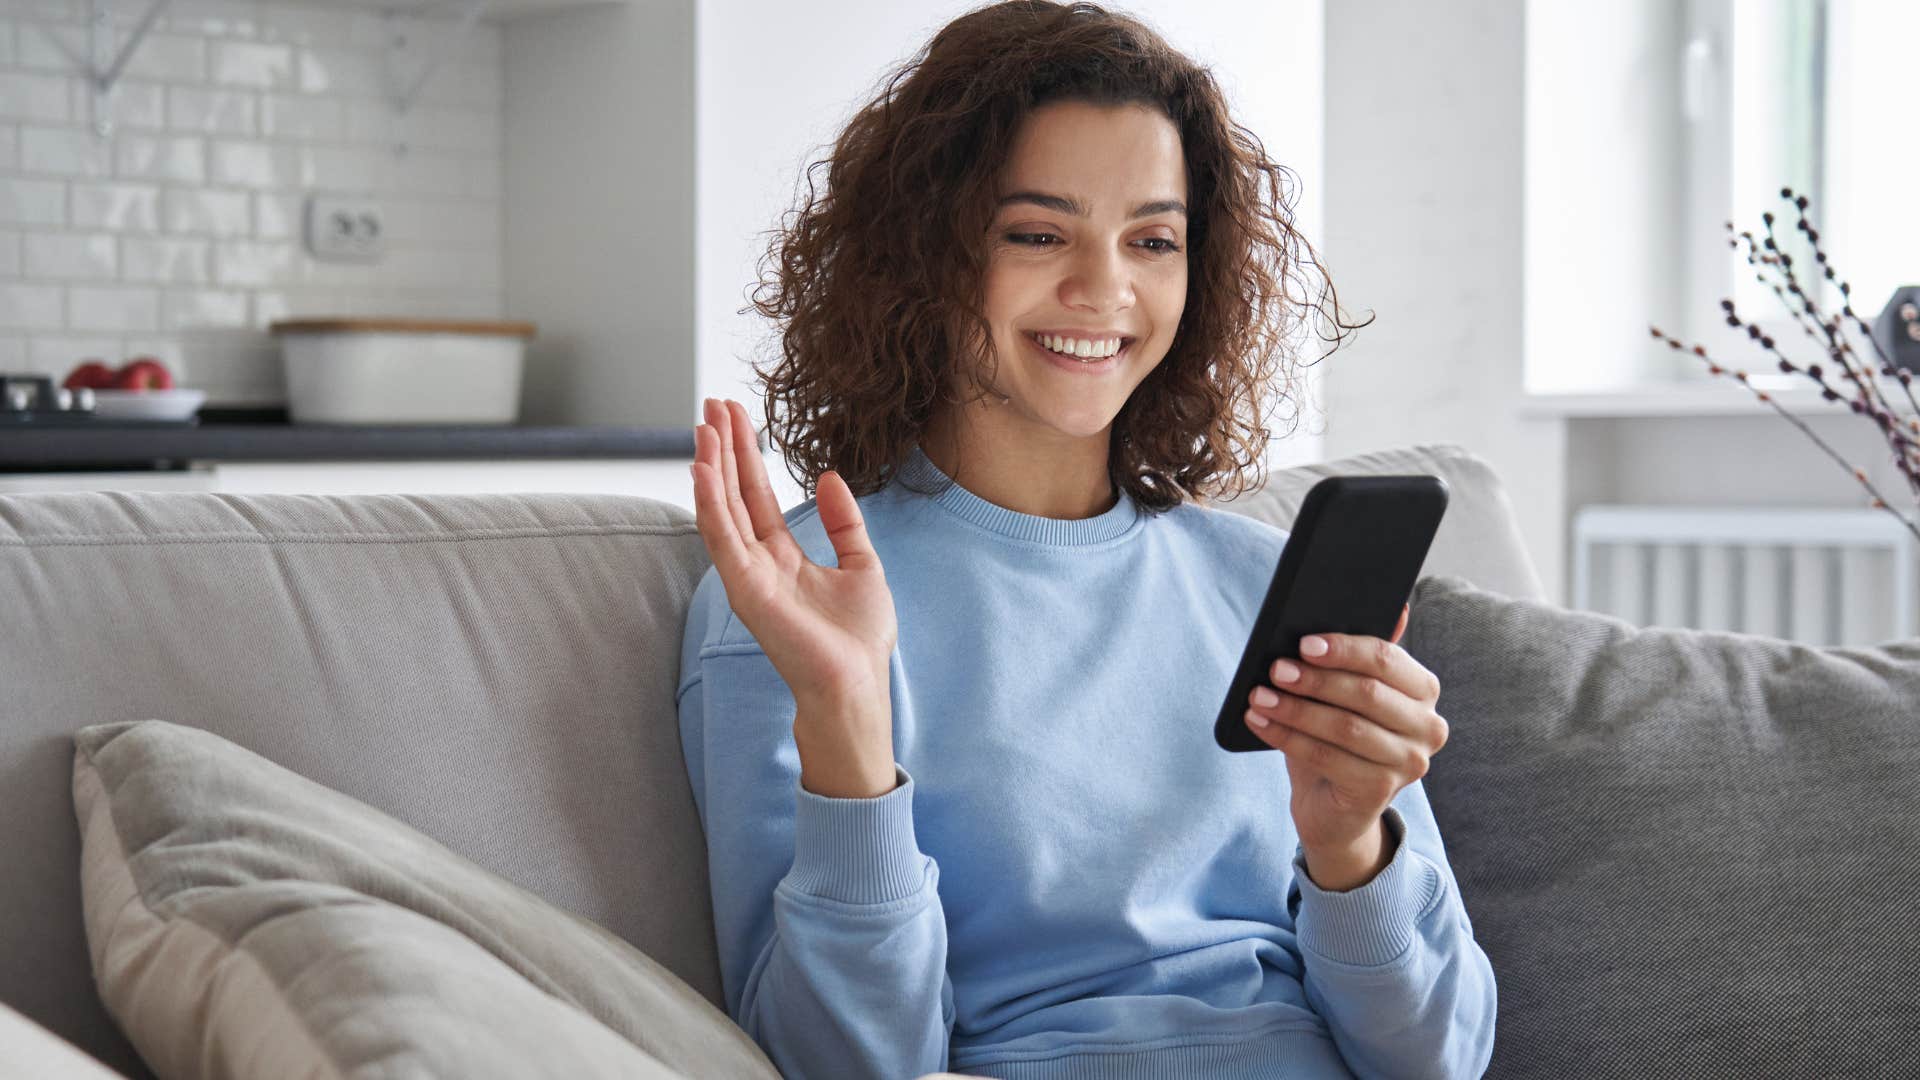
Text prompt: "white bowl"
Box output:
[[87, 388, 206, 421], [278, 328, 525, 425]]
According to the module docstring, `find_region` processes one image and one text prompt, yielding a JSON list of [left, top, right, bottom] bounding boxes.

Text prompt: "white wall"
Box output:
[[0, 0, 507, 405], [1331, 0, 1917, 608], [1821, 0, 1920, 320], [694, 0, 1325, 514], [1323, 0, 1570, 602], [1525, 0, 1690, 393], [503, 0, 693, 426]]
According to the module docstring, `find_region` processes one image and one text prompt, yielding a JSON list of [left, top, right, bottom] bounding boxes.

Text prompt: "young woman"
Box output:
[[680, 3, 1496, 1077]]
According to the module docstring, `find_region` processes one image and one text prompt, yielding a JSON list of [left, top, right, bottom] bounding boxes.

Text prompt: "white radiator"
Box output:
[[1572, 505, 1920, 646]]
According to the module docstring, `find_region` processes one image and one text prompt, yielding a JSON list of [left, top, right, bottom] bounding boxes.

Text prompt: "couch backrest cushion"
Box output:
[[1403, 573, 1920, 1079], [0, 490, 716, 1076], [1204, 442, 1547, 602]]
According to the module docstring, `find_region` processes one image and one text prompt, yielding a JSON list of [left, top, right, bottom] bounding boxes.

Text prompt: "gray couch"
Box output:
[[3, 442, 1916, 1079]]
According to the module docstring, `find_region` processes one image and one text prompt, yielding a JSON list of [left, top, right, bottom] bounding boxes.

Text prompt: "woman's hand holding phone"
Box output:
[[1241, 603, 1452, 891], [691, 397, 901, 798]]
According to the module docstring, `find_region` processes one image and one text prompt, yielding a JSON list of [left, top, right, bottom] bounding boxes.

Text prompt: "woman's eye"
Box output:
[[1005, 233, 1182, 254]]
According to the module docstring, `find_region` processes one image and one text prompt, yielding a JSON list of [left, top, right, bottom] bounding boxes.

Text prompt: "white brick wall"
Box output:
[[0, 0, 506, 405]]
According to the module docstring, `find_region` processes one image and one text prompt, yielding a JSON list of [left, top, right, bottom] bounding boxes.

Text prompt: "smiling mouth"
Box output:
[[1024, 332, 1136, 363]]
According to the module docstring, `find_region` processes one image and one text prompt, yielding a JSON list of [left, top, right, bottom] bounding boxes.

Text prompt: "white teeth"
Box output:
[[1036, 334, 1122, 359]]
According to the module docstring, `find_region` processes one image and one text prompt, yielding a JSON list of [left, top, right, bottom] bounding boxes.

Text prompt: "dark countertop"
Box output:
[[0, 408, 700, 471]]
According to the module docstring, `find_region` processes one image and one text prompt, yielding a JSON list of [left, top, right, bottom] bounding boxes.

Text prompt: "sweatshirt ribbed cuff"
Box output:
[[784, 763, 927, 905], [1291, 805, 1442, 966]]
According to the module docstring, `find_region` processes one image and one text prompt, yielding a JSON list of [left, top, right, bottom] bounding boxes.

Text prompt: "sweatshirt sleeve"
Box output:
[[1284, 779, 1498, 1080], [676, 570, 955, 1080]]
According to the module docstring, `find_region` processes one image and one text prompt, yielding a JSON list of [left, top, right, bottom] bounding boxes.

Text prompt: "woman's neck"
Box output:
[[917, 412, 1118, 521]]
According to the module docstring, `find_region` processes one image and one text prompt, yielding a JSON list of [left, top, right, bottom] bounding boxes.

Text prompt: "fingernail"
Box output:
[[1246, 709, 1269, 729], [1300, 635, 1328, 658], [1251, 686, 1280, 708], [1270, 659, 1300, 683]]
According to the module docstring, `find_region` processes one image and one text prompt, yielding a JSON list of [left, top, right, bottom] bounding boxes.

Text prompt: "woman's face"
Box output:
[[970, 100, 1190, 438]]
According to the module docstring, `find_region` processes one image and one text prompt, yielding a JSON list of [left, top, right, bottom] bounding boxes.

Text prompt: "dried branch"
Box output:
[[1648, 187, 1920, 543]]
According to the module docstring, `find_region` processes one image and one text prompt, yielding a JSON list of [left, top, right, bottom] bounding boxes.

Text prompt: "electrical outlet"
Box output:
[[305, 194, 385, 263]]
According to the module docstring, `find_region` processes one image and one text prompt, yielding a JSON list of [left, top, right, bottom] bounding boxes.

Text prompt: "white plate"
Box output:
[[87, 388, 207, 420]]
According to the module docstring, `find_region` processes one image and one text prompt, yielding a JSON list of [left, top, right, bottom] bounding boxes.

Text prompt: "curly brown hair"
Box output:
[[745, 0, 1367, 516]]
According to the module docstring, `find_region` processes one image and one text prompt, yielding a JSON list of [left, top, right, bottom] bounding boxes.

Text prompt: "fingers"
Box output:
[[1297, 628, 1441, 705], [1244, 701, 1416, 790], [690, 423, 752, 573], [704, 398, 756, 544], [691, 397, 878, 578], [816, 469, 881, 573], [1256, 659, 1426, 740], [723, 399, 785, 543], [1244, 691, 1410, 770]]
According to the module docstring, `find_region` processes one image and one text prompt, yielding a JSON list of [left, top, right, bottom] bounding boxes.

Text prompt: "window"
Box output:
[[1687, 0, 1918, 370]]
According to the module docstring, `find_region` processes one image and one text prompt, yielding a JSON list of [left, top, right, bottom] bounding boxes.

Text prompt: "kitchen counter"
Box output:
[[0, 408, 700, 471]]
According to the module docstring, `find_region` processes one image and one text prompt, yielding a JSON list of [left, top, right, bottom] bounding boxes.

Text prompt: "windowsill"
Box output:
[[1518, 373, 1915, 418]]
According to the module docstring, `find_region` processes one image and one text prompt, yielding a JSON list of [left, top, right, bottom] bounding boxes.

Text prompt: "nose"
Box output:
[[1058, 242, 1134, 314]]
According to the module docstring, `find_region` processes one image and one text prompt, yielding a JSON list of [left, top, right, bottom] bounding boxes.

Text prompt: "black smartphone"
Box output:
[[1214, 474, 1450, 753]]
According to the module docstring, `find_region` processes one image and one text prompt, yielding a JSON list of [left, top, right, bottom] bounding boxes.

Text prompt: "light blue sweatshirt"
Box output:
[[676, 444, 1497, 1079]]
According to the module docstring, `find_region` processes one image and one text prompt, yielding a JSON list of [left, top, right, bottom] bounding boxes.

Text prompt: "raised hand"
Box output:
[[690, 397, 900, 714]]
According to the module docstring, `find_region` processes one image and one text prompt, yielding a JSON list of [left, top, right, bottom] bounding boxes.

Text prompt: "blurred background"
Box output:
[[0, 0, 1914, 643]]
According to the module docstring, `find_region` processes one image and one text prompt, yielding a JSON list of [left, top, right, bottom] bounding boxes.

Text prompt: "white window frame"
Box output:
[[1680, 0, 1832, 381]]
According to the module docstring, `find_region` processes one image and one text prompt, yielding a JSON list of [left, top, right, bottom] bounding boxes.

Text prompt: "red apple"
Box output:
[[62, 359, 117, 390], [109, 357, 174, 391]]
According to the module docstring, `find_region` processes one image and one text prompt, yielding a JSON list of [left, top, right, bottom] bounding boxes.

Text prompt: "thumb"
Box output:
[[816, 470, 880, 572]]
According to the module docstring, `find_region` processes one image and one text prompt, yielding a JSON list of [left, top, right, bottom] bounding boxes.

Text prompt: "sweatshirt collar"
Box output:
[[892, 443, 1140, 546]]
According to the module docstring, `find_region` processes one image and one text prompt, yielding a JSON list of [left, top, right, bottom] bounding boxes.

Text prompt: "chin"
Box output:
[[1023, 399, 1124, 437]]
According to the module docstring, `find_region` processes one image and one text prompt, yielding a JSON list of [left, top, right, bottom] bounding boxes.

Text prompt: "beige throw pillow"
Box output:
[[71, 720, 780, 1080]]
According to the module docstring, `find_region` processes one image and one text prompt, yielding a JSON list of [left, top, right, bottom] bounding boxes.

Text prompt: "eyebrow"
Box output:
[[995, 191, 1187, 219]]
